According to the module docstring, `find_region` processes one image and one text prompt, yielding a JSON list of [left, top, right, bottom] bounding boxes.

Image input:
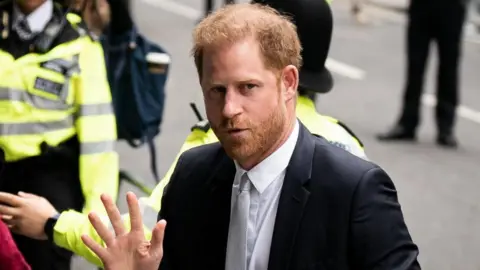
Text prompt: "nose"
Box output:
[[222, 89, 242, 118]]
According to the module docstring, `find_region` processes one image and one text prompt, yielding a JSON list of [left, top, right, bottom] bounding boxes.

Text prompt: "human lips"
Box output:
[[227, 128, 247, 134], [226, 128, 248, 136]]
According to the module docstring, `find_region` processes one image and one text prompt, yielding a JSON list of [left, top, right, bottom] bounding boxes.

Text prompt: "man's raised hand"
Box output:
[[81, 192, 166, 270]]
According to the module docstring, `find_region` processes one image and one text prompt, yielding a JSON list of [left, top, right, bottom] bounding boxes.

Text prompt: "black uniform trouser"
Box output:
[[399, 4, 466, 134], [0, 148, 84, 270], [204, 0, 235, 16]]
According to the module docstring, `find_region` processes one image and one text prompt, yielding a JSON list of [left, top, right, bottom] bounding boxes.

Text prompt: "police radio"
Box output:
[[190, 102, 204, 121]]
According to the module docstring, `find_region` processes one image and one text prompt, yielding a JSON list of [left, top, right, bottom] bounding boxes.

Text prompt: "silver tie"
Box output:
[[14, 18, 34, 40], [226, 173, 251, 270]]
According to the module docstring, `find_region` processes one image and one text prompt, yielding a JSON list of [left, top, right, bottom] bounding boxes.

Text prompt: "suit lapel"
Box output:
[[203, 147, 236, 268], [268, 123, 315, 270]]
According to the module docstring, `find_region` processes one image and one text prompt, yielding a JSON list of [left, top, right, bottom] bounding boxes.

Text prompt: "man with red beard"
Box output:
[[78, 2, 420, 270]]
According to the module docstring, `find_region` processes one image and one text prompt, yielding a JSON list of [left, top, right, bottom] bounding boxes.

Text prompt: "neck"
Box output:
[[238, 112, 297, 171], [16, 0, 46, 15]]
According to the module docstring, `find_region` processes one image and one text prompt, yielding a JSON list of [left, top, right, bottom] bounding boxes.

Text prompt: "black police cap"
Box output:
[[251, 0, 334, 93]]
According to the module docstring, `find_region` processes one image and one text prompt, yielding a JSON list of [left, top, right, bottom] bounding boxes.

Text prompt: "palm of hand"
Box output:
[[81, 192, 166, 270], [102, 230, 162, 270]]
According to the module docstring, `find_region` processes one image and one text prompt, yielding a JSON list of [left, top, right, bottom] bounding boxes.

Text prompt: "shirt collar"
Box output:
[[235, 119, 300, 194], [13, 0, 53, 33]]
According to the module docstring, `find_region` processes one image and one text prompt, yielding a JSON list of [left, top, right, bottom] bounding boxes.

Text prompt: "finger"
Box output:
[[2, 215, 16, 226], [18, 191, 38, 199], [0, 192, 23, 207], [81, 234, 109, 261], [9, 224, 19, 233], [0, 205, 19, 217], [126, 192, 143, 232], [100, 194, 126, 237], [149, 219, 167, 258], [88, 212, 115, 247], [1, 214, 13, 221]]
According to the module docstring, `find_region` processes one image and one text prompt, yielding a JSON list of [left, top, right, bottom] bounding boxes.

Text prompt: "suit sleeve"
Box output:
[[349, 167, 421, 270], [158, 152, 189, 270]]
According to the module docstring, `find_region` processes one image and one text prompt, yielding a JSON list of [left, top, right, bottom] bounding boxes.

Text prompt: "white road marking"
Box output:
[[422, 94, 480, 125], [144, 0, 480, 125], [325, 58, 366, 80]]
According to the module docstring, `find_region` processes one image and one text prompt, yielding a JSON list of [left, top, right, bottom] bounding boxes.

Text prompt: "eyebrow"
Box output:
[[206, 79, 262, 86], [237, 79, 261, 85]]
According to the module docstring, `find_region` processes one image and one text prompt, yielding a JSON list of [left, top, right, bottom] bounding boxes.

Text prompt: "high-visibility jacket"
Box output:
[[0, 6, 118, 214], [53, 95, 366, 267]]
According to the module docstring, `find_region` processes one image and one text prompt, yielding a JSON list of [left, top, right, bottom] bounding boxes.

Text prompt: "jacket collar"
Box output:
[[12, 0, 53, 33], [205, 121, 316, 270], [268, 121, 316, 270]]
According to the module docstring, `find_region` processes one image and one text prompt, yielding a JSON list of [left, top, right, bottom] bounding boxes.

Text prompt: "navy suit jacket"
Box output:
[[158, 122, 420, 270]]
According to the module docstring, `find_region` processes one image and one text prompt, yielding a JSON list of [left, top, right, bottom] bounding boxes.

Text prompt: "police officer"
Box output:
[[377, 0, 467, 148], [0, 0, 367, 267], [0, 0, 118, 269]]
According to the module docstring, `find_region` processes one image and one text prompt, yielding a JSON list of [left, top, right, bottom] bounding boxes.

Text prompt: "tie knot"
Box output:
[[18, 18, 30, 29], [239, 173, 251, 192], [14, 17, 34, 40]]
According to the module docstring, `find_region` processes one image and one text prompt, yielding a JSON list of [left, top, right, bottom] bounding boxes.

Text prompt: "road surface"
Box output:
[[72, 0, 480, 269]]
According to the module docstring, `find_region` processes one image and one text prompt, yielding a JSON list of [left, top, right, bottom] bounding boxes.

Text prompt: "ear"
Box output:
[[280, 65, 299, 101]]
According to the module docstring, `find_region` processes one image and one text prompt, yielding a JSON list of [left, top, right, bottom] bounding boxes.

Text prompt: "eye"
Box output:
[[211, 86, 227, 93], [243, 84, 257, 90]]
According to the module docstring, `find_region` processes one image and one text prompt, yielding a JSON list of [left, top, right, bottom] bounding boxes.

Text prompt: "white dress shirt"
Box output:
[[228, 120, 300, 270], [12, 0, 53, 34]]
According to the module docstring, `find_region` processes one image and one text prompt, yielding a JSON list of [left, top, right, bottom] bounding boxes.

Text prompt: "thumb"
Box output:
[[149, 220, 167, 258], [18, 191, 38, 198]]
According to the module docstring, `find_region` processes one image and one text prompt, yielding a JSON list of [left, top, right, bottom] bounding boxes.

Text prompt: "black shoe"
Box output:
[[436, 134, 458, 148], [377, 125, 416, 141]]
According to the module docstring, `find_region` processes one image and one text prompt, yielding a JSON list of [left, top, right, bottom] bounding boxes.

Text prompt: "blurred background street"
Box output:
[[72, 0, 480, 269]]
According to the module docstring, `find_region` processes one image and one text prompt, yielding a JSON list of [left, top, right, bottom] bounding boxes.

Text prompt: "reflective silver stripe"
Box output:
[[0, 88, 114, 116], [78, 103, 114, 116], [0, 88, 72, 110], [41, 57, 80, 77], [0, 56, 81, 111], [0, 117, 74, 135], [50, 58, 79, 72], [81, 140, 115, 154]]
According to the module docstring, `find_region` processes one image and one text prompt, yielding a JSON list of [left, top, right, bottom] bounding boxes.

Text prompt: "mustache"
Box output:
[[217, 117, 250, 129]]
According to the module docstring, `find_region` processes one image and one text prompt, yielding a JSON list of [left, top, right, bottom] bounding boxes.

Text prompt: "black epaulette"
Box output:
[[0, 1, 12, 40], [0, 10, 8, 40], [335, 120, 364, 147], [190, 120, 211, 133]]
